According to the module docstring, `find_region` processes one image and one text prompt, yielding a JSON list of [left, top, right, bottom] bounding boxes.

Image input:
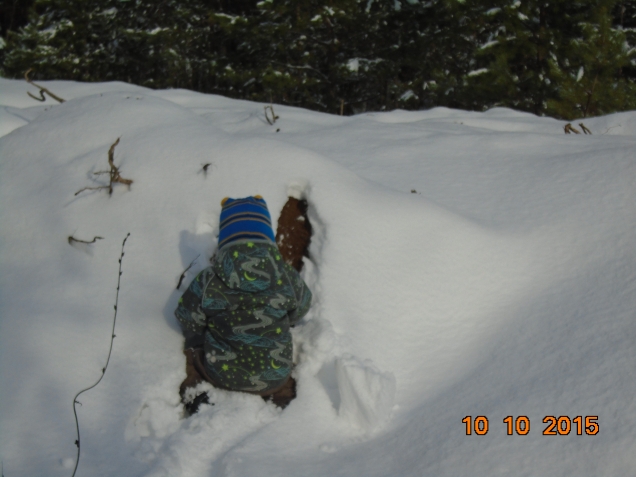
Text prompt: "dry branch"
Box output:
[[199, 163, 214, 177], [68, 235, 104, 245], [74, 185, 110, 196], [24, 68, 66, 103], [75, 138, 134, 196], [602, 124, 621, 135], [564, 123, 581, 134], [264, 105, 279, 125], [71, 233, 130, 477], [579, 123, 592, 135], [177, 255, 199, 289]]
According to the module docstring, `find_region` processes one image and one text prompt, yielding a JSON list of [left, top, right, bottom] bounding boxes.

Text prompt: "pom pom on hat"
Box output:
[[218, 196, 276, 248]]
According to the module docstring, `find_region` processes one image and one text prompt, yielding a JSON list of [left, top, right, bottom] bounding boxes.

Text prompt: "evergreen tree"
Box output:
[[2, 0, 218, 90], [547, 1, 636, 118], [2, 0, 118, 81], [220, 0, 484, 114], [464, 0, 636, 118], [465, 0, 591, 115], [383, 0, 486, 111], [214, 0, 387, 113], [613, 1, 636, 82], [2, 0, 634, 118]]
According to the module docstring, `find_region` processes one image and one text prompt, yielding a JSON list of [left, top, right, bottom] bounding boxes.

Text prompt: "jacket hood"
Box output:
[[213, 239, 286, 292]]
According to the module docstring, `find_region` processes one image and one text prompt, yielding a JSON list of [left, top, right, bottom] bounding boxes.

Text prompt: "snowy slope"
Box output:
[[0, 78, 635, 477]]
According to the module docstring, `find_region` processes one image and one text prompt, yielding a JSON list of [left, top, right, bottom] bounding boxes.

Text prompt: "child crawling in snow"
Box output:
[[175, 195, 312, 411]]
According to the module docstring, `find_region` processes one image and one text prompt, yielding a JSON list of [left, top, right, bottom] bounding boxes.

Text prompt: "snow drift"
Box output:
[[1, 78, 635, 477]]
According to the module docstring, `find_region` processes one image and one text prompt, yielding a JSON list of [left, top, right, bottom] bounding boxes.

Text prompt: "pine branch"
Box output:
[[24, 69, 65, 104], [71, 233, 130, 477]]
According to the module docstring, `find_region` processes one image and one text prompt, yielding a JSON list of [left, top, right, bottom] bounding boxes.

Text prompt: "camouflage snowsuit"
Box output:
[[175, 239, 312, 394]]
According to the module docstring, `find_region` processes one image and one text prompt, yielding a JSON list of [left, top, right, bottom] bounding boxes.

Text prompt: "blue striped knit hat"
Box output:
[[218, 195, 276, 248]]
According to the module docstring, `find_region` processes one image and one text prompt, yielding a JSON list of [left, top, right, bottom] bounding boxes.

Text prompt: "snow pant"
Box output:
[[179, 348, 297, 412]]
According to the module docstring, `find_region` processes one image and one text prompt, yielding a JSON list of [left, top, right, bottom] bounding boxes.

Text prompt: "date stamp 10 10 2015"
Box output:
[[462, 416, 599, 436]]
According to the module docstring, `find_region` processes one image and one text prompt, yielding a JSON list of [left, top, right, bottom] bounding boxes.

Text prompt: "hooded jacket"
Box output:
[[175, 239, 312, 394]]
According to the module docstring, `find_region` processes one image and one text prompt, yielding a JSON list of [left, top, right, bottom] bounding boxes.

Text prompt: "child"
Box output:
[[175, 196, 312, 406]]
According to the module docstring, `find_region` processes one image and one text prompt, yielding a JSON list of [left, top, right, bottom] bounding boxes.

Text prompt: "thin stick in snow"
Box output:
[[71, 233, 130, 477], [68, 235, 104, 245], [264, 105, 279, 125], [199, 163, 214, 177], [24, 68, 66, 103], [75, 138, 133, 196], [177, 255, 199, 290]]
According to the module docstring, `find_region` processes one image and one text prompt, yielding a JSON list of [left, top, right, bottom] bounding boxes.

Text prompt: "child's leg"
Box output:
[[183, 329, 204, 349], [179, 348, 209, 416], [263, 376, 297, 409]]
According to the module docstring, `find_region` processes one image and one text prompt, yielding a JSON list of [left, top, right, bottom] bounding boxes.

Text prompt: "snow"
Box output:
[[1, 77, 635, 476], [467, 68, 488, 77], [334, 355, 396, 432]]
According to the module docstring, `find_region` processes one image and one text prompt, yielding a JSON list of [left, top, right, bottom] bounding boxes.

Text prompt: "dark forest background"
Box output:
[[1, 0, 635, 119]]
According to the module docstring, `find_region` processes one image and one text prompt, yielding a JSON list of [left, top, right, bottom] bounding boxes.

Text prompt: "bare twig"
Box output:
[[75, 138, 133, 196], [24, 68, 66, 103], [68, 235, 104, 245], [177, 255, 200, 290], [106, 138, 133, 193], [199, 163, 214, 177], [564, 123, 581, 134], [74, 185, 110, 196], [601, 124, 621, 135], [27, 90, 46, 102], [72, 233, 130, 477], [264, 105, 279, 125], [579, 123, 592, 135]]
